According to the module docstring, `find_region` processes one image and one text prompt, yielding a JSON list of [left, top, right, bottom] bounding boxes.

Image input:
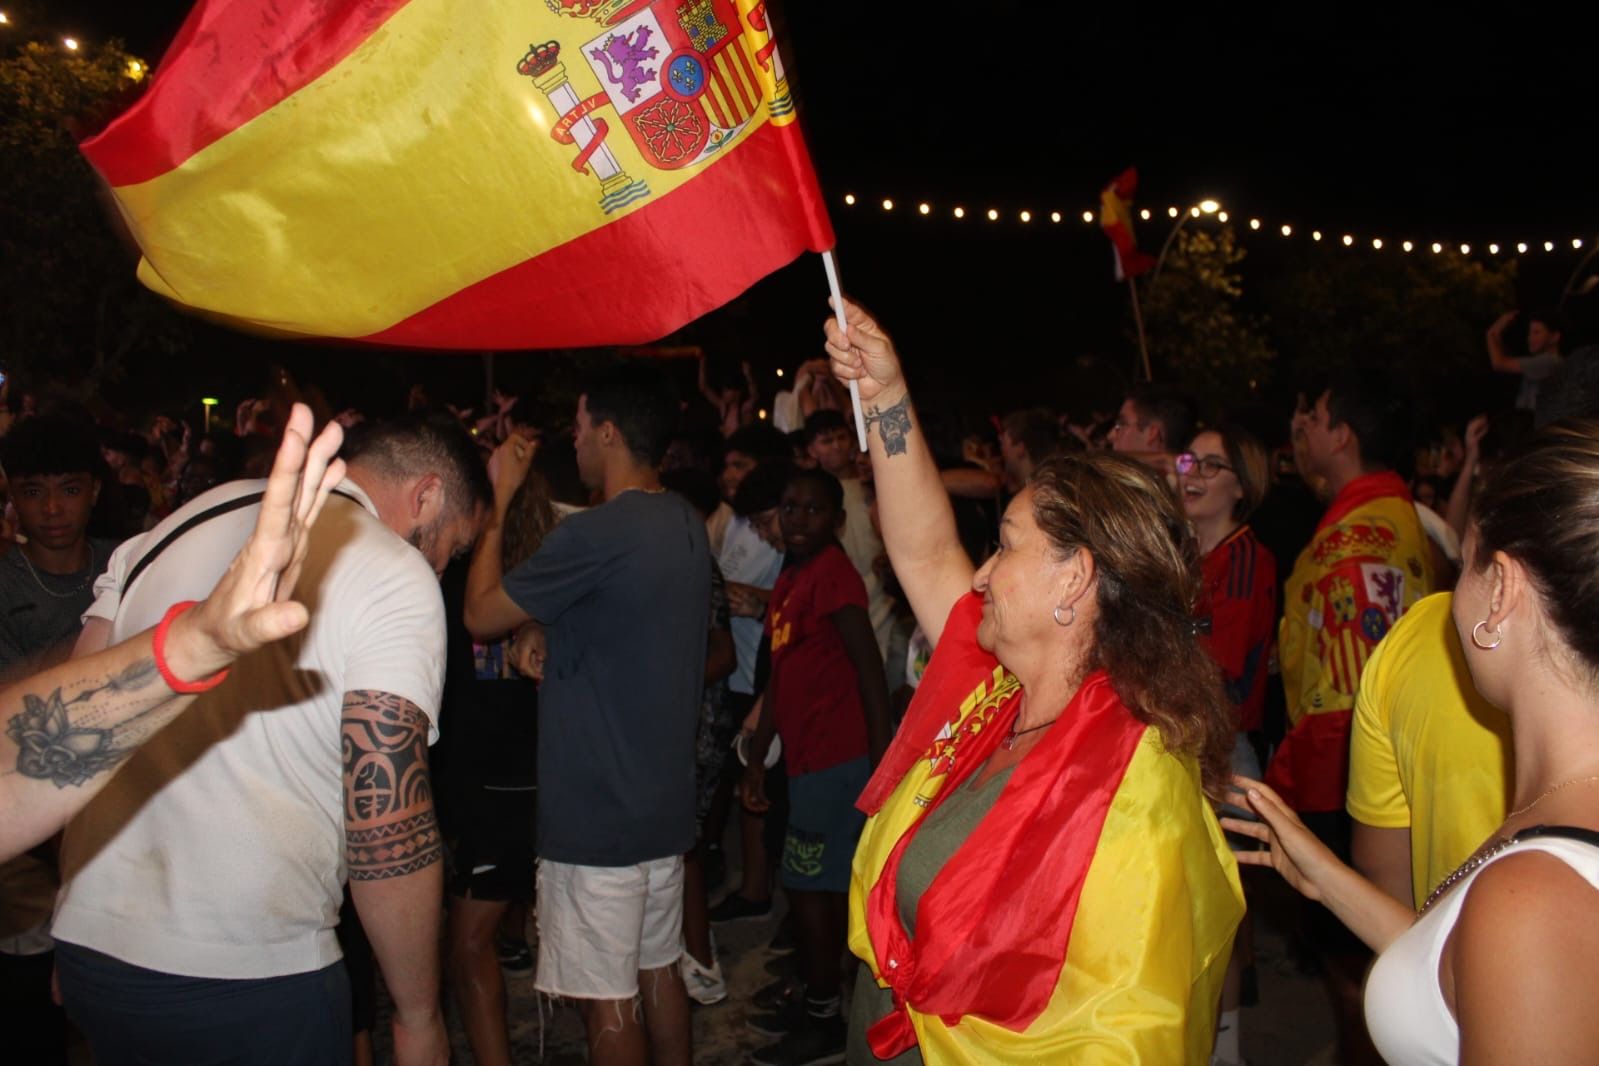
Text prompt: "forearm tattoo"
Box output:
[[342, 690, 442, 881], [864, 397, 913, 457], [6, 659, 162, 788]]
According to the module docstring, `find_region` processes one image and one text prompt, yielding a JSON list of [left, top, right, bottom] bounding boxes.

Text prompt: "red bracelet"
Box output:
[[152, 601, 231, 694]]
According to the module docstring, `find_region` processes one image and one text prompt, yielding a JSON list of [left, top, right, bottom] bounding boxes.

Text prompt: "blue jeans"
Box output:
[[56, 940, 352, 1066]]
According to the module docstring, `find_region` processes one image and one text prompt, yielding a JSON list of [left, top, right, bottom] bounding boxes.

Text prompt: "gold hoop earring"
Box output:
[[1053, 605, 1075, 627], [1471, 620, 1502, 650]]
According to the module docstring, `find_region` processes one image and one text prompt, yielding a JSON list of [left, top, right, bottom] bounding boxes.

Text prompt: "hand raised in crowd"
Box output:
[[487, 433, 537, 509], [1219, 776, 1344, 903], [1463, 413, 1489, 461], [163, 403, 345, 680], [509, 623, 546, 682], [823, 297, 905, 405], [1486, 310, 1518, 338]]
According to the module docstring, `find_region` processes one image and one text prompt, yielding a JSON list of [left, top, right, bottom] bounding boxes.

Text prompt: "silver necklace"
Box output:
[[15, 547, 94, 599], [1419, 835, 1518, 914]]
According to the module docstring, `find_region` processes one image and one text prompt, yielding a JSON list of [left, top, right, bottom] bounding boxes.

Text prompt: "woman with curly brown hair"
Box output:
[[823, 298, 1243, 1063]]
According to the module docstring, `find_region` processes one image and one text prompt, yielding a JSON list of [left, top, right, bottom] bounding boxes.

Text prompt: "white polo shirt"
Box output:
[[51, 479, 445, 979]]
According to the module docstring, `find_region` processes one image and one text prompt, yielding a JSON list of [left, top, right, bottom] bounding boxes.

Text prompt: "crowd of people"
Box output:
[[0, 297, 1597, 1066]]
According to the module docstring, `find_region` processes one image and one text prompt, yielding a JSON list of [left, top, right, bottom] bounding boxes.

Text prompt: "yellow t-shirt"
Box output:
[[1346, 592, 1513, 905]]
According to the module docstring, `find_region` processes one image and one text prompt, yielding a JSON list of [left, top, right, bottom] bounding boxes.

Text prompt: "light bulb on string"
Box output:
[[1199, 200, 1220, 214], [1459, 243, 1471, 255], [881, 198, 893, 211], [1050, 211, 1061, 223], [1575, 238, 1585, 249], [1431, 242, 1443, 254], [1488, 243, 1499, 255], [1312, 230, 1322, 242], [1402, 241, 1414, 252], [843, 194, 855, 206], [1280, 224, 1292, 237], [1342, 234, 1353, 246], [1217, 211, 1229, 223], [1020, 210, 1031, 223], [1517, 242, 1528, 253], [1189, 206, 1201, 218], [1371, 238, 1383, 250], [1139, 209, 1151, 220], [918, 202, 930, 215], [1082, 210, 1094, 223], [953, 206, 965, 219], [987, 208, 998, 221], [1249, 218, 1261, 230], [1544, 241, 1555, 252]]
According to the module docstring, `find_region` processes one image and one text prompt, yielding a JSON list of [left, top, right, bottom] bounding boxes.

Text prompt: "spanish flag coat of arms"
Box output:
[[80, 0, 834, 348]]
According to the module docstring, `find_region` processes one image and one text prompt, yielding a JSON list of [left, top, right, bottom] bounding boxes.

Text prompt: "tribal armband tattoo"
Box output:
[[864, 397, 913, 457], [342, 690, 442, 881]]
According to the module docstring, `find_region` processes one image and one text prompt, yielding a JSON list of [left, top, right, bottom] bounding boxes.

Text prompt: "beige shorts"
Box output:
[[535, 856, 684, 1000]]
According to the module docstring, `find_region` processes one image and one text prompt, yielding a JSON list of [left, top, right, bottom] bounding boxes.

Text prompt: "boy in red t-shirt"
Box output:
[[742, 468, 891, 1065]]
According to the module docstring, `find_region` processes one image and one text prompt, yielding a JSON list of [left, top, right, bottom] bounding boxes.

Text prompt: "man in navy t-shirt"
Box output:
[[466, 366, 709, 1066]]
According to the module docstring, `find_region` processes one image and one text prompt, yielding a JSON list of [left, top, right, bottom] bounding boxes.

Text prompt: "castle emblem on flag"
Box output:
[[526, 0, 766, 187]]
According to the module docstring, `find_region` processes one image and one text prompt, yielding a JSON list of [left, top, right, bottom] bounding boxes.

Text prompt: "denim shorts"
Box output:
[[781, 756, 870, 894]]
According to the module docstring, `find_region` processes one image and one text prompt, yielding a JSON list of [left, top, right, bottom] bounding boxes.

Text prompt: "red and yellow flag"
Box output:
[[80, 0, 834, 349], [1099, 167, 1155, 281]]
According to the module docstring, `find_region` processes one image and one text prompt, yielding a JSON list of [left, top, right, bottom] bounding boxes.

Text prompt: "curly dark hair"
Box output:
[[1028, 453, 1234, 801]]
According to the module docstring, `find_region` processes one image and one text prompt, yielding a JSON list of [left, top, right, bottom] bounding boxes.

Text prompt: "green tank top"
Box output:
[[846, 764, 1017, 1065]]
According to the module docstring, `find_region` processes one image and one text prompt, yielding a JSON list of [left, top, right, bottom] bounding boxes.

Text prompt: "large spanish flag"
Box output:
[[80, 0, 834, 349]]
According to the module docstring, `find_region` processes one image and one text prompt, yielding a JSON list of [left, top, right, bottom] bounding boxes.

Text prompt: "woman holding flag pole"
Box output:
[[823, 298, 1243, 1062]]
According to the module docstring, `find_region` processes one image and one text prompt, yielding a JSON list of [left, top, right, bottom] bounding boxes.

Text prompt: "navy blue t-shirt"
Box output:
[[502, 489, 710, 866]]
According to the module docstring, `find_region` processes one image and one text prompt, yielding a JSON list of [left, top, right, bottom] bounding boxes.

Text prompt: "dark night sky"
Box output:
[[30, 1, 1599, 416]]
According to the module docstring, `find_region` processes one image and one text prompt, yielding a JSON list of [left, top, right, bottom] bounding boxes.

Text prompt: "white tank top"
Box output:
[[1365, 834, 1599, 1065]]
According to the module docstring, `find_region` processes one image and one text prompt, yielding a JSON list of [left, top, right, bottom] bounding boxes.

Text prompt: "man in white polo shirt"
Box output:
[[52, 413, 489, 1066]]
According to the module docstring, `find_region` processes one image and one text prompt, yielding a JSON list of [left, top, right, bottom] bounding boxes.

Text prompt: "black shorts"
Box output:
[[445, 780, 537, 902]]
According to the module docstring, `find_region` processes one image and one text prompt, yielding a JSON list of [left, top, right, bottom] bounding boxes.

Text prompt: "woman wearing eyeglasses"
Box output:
[[1176, 424, 1277, 1065], [1177, 426, 1278, 751]]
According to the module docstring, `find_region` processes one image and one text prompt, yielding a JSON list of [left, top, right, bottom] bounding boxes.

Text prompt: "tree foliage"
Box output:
[[0, 39, 190, 395], [1137, 224, 1276, 417], [1261, 246, 1516, 406]]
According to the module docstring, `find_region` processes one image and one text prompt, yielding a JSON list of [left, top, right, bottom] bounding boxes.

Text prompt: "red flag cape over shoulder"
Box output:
[[856, 595, 1147, 1056], [81, 0, 834, 349]]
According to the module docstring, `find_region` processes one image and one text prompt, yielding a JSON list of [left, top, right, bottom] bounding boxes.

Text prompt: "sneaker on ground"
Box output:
[[496, 937, 534, 978], [707, 892, 772, 924], [680, 951, 728, 1006], [753, 975, 802, 1013], [746, 995, 806, 1039], [750, 1014, 846, 1066]]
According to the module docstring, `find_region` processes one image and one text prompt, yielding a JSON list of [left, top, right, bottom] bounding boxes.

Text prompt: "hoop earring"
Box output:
[[1053, 605, 1075, 627], [1471, 620, 1502, 650]]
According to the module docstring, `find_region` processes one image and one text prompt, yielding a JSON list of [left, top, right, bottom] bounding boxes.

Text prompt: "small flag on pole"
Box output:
[[1099, 167, 1155, 281], [80, 0, 835, 349]]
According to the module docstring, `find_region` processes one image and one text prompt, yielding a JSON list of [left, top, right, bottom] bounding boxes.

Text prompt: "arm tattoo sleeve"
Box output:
[[342, 690, 442, 881], [6, 659, 162, 788], [864, 397, 913, 457]]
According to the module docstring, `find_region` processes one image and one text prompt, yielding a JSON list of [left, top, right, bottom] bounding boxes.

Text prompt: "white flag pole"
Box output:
[[821, 250, 869, 452]]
